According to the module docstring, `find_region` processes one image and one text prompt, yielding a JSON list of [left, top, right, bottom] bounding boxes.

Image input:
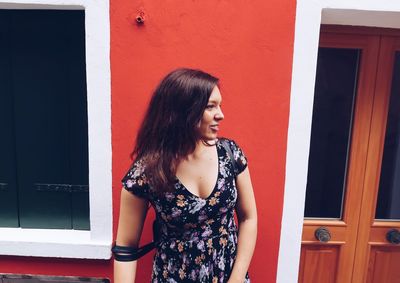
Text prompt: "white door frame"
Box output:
[[277, 1, 400, 282]]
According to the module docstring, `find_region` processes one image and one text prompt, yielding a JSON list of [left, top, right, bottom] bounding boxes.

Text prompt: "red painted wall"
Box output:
[[112, 0, 295, 282], [0, 0, 295, 282]]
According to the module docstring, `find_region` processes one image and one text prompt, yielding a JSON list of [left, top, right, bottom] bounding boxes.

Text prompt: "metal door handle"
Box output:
[[314, 227, 331, 242], [386, 229, 400, 244]]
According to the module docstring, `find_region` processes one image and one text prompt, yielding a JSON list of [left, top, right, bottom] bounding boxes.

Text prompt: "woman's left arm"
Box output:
[[229, 166, 258, 283]]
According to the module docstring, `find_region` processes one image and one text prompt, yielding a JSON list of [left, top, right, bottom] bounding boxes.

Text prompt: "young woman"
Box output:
[[114, 68, 257, 283]]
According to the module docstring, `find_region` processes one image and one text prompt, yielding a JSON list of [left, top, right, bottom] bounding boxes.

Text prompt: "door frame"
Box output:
[[277, 1, 400, 282]]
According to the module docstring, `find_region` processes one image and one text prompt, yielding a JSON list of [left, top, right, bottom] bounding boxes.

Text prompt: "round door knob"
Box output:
[[386, 229, 400, 245], [314, 227, 331, 242]]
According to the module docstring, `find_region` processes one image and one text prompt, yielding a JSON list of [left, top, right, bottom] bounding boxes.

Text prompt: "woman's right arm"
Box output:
[[114, 188, 149, 283]]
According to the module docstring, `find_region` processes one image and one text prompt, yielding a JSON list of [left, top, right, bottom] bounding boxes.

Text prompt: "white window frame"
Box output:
[[0, 0, 111, 259], [277, 1, 400, 282]]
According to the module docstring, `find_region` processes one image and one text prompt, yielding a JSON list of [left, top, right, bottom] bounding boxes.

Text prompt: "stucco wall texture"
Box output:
[[112, 0, 295, 282], [0, 0, 296, 282]]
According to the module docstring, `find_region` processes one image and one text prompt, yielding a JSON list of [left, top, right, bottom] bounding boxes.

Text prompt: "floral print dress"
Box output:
[[122, 138, 250, 283]]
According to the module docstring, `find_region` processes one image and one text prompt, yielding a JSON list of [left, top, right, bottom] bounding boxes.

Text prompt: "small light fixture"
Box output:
[[135, 10, 146, 25]]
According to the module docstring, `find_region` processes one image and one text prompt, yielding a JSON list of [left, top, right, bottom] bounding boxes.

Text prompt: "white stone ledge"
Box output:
[[0, 228, 112, 259]]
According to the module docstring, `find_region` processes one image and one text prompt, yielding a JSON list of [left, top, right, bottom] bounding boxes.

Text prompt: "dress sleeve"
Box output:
[[121, 158, 151, 200], [228, 139, 248, 176]]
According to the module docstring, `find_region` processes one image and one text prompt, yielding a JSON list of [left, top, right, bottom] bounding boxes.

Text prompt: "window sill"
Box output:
[[0, 228, 112, 259]]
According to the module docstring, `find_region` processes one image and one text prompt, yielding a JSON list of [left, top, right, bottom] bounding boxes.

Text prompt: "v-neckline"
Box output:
[[176, 140, 220, 200]]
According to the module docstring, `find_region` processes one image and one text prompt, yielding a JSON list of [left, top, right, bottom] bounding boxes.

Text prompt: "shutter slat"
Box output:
[[67, 12, 90, 230], [0, 10, 19, 227]]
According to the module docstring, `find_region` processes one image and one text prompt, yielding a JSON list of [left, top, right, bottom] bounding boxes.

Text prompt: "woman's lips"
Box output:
[[210, 125, 219, 131]]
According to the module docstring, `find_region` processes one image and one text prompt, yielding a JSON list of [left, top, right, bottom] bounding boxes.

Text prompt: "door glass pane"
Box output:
[[376, 51, 400, 220], [304, 48, 360, 219]]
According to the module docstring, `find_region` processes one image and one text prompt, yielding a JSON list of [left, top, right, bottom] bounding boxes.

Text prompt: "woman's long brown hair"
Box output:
[[131, 68, 219, 193]]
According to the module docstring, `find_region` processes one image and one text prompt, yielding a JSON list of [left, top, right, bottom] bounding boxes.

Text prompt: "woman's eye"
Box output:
[[206, 104, 214, 109]]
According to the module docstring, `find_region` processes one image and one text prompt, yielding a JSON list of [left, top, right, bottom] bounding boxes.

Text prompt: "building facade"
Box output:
[[0, 0, 400, 282]]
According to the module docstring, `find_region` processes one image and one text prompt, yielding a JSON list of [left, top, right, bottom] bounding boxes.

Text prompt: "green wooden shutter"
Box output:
[[0, 11, 19, 227], [67, 13, 90, 230], [1, 10, 89, 229]]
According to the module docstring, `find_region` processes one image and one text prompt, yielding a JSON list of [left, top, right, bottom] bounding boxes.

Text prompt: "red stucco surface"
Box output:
[[0, 0, 296, 282], [112, 1, 295, 282]]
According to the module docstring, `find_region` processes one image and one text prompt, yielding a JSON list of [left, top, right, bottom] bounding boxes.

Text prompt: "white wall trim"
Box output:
[[277, 1, 400, 282], [0, 0, 112, 259]]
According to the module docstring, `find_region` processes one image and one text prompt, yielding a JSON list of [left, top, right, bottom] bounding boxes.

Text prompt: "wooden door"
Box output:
[[299, 27, 400, 283], [352, 35, 400, 283]]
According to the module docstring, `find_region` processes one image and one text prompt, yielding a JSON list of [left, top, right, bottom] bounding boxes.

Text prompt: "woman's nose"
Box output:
[[216, 107, 224, 120]]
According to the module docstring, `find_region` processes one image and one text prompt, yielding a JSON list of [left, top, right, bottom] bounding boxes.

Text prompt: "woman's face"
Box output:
[[198, 86, 224, 141]]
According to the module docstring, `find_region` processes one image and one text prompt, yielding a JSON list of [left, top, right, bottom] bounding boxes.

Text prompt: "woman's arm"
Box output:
[[229, 167, 258, 283], [114, 188, 149, 283]]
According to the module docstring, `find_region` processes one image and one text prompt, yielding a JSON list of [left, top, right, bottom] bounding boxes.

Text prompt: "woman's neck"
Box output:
[[189, 139, 217, 159]]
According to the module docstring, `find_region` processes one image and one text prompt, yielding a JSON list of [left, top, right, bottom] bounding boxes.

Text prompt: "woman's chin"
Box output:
[[200, 135, 218, 143]]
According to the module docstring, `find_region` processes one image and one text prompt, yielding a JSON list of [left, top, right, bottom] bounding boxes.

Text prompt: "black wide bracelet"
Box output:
[[112, 242, 156, 262]]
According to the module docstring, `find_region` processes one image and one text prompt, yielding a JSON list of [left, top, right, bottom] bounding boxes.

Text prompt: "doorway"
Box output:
[[299, 26, 400, 283]]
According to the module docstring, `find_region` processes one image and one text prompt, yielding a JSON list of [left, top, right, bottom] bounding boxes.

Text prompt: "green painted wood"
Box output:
[[4, 10, 89, 229], [72, 191, 90, 230], [0, 10, 19, 227], [67, 13, 90, 230]]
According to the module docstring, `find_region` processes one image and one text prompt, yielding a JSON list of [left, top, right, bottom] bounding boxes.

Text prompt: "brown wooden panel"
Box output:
[[352, 36, 400, 283], [301, 32, 380, 283], [367, 247, 400, 283], [302, 224, 346, 244], [370, 222, 400, 245], [304, 27, 400, 283], [299, 246, 339, 283], [321, 25, 400, 37]]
